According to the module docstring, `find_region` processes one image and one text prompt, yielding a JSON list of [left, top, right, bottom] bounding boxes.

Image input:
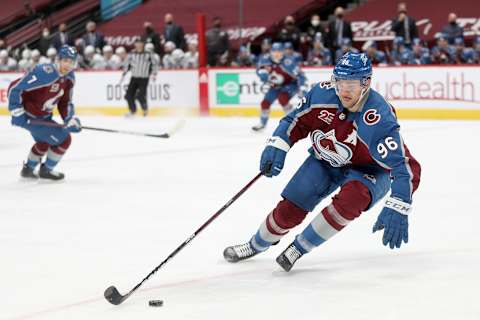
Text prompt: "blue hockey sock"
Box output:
[[44, 149, 64, 170], [293, 207, 344, 254], [260, 109, 270, 126], [26, 158, 40, 170]]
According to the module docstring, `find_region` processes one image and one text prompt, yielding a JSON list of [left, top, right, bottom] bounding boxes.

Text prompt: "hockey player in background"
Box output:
[[7, 45, 81, 180], [253, 42, 306, 132], [224, 52, 421, 271]]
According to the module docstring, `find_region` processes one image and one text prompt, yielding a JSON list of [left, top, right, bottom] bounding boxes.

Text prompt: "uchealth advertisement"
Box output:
[[209, 66, 480, 119], [0, 70, 198, 116], [1, 66, 479, 119]]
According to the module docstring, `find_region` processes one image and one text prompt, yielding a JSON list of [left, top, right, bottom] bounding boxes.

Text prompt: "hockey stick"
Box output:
[[29, 119, 185, 139], [104, 171, 264, 305]]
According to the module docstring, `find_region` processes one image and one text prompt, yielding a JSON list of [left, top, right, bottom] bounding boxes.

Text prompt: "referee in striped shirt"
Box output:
[[122, 38, 158, 117]]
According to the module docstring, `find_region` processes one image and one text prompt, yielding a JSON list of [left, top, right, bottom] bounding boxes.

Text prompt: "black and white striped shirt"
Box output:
[[123, 50, 158, 78]]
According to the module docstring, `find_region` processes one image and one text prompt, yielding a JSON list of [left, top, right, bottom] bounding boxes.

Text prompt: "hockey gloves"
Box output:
[[65, 117, 82, 133], [260, 136, 290, 177], [372, 197, 410, 249], [10, 108, 29, 128]]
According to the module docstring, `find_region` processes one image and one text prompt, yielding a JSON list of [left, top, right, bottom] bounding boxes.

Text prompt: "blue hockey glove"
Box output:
[[372, 197, 411, 249], [10, 108, 29, 128], [260, 136, 290, 177], [65, 117, 82, 133]]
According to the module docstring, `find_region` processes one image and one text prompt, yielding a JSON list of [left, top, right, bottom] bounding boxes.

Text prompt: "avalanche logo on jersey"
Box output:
[[311, 129, 353, 167], [50, 83, 60, 93], [363, 109, 381, 125]]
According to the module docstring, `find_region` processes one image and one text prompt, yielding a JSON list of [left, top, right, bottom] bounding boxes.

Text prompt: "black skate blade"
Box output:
[[104, 286, 126, 305]]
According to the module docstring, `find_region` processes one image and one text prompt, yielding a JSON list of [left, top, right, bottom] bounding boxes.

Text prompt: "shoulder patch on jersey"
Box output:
[[319, 81, 334, 89], [363, 109, 381, 126], [43, 64, 54, 74]]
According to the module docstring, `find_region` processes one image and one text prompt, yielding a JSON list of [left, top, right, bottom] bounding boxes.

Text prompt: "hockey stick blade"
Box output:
[[104, 286, 127, 305]]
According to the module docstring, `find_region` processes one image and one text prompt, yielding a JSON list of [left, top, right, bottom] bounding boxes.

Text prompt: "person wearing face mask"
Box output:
[[441, 13, 464, 45], [52, 23, 73, 51], [206, 16, 230, 66], [327, 7, 352, 61], [390, 2, 418, 49], [141, 22, 162, 55], [38, 27, 52, 56], [163, 13, 186, 51], [307, 14, 325, 45], [277, 16, 301, 49], [82, 21, 105, 51]]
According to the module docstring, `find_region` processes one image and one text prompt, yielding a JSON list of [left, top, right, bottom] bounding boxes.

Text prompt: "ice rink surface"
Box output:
[[1, 115, 479, 320]]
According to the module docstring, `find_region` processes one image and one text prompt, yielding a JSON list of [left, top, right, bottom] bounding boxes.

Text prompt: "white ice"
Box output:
[[1, 116, 479, 320]]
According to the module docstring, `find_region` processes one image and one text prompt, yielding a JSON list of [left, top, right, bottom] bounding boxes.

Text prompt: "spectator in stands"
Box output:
[[0, 38, 7, 52], [163, 13, 186, 51], [164, 49, 185, 69], [162, 41, 176, 68], [453, 37, 475, 64], [260, 38, 272, 57], [52, 23, 73, 50], [142, 22, 162, 55], [103, 45, 122, 70], [183, 40, 198, 68], [306, 35, 331, 66], [306, 14, 325, 45], [390, 2, 418, 48], [441, 13, 464, 45], [334, 37, 358, 62], [30, 49, 42, 68], [408, 38, 431, 65], [45, 47, 57, 64], [0, 50, 17, 71], [327, 7, 353, 61], [389, 36, 412, 65], [83, 45, 105, 69], [145, 43, 161, 68], [115, 46, 128, 66], [232, 45, 256, 67], [277, 15, 301, 49], [18, 49, 33, 72], [284, 42, 303, 64], [365, 42, 387, 66], [206, 16, 230, 66], [83, 21, 105, 51], [474, 37, 480, 63], [38, 27, 52, 56], [431, 34, 455, 64]]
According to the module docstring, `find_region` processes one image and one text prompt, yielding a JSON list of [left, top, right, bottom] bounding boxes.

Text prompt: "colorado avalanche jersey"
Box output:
[[273, 81, 421, 204], [256, 54, 305, 88], [8, 63, 76, 120]]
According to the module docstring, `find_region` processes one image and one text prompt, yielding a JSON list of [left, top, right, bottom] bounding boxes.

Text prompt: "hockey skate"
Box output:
[[142, 109, 148, 117], [251, 123, 266, 132], [39, 164, 65, 181], [20, 163, 38, 179], [223, 241, 259, 263], [276, 243, 304, 272]]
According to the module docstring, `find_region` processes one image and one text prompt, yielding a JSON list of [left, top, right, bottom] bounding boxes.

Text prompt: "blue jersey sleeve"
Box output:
[[256, 55, 271, 82], [59, 72, 76, 121], [8, 64, 57, 112], [361, 107, 417, 203]]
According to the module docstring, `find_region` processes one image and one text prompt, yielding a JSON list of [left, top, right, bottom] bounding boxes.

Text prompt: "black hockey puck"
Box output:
[[149, 300, 164, 307]]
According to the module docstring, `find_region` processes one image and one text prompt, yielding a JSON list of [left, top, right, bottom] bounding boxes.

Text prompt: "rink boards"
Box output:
[[0, 65, 479, 119]]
